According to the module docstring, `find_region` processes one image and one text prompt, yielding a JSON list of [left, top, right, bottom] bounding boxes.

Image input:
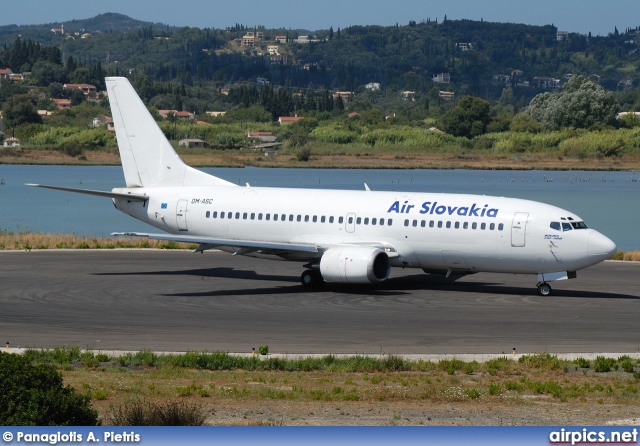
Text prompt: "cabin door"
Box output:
[[176, 199, 188, 231], [511, 212, 528, 247]]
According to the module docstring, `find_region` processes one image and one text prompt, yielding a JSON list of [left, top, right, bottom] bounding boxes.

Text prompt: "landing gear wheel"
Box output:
[[537, 282, 552, 296], [301, 270, 323, 288]]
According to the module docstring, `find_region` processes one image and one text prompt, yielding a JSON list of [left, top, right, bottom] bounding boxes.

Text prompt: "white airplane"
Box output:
[[28, 77, 617, 296]]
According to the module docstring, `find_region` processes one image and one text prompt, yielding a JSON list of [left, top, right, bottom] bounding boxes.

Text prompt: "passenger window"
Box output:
[[220, 212, 225, 219], [421, 220, 426, 228], [490, 223, 495, 230], [266, 214, 271, 221], [550, 222, 561, 231], [348, 217, 353, 224], [562, 222, 572, 231], [372, 218, 377, 225], [471, 222, 476, 230], [481, 223, 486, 230], [498, 223, 504, 231], [330, 216, 335, 223], [243, 212, 248, 219], [297, 215, 302, 222], [235, 212, 240, 219], [313, 215, 317, 223], [429, 221, 434, 228], [321, 216, 326, 223], [437, 221, 443, 228], [339, 217, 344, 224], [274, 214, 278, 221], [289, 215, 294, 222], [388, 219, 393, 226], [404, 219, 410, 227], [305, 215, 310, 222], [463, 222, 469, 229], [213, 211, 218, 218], [379, 218, 385, 225], [356, 217, 361, 224], [454, 222, 460, 229], [446, 221, 451, 228], [258, 213, 263, 220], [281, 214, 286, 221], [364, 218, 369, 225], [251, 213, 255, 220], [206, 211, 210, 218]]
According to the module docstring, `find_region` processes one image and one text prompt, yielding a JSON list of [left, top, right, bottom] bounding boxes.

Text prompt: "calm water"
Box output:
[[1, 165, 639, 250]]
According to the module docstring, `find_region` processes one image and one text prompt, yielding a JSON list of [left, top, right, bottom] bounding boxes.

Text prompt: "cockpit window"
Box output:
[[571, 221, 588, 229], [562, 222, 573, 231], [550, 222, 561, 231]]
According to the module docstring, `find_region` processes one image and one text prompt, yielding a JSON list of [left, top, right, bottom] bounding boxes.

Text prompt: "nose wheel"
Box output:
[[536, 282, 552, 296]]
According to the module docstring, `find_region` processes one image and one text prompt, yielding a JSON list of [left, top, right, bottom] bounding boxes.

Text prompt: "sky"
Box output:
[[1, 0, 638, 36]]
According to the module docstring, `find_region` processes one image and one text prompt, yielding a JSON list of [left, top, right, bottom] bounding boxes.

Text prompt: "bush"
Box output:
[[258, 345, 269, 355], [107, 400, 207, 426], [593, 356, 616, 373], [0, 352, 100, 425]]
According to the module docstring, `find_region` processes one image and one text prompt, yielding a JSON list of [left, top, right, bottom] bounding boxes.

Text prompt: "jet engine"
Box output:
[[319, 247, 390, 284]]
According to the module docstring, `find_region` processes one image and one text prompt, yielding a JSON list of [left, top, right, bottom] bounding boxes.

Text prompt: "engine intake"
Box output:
[[320, 247, 390, 284]]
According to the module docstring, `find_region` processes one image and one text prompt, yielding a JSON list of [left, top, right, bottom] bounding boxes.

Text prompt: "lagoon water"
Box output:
[[1, 165, 638, 250]]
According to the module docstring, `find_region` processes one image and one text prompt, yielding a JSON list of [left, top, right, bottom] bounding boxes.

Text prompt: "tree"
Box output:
[[31, 61, 67, 86], [0, 352, 100, 425], [2, 94, 42, 127], [441, 96, 491, 138], [526, 76, 618, 130]]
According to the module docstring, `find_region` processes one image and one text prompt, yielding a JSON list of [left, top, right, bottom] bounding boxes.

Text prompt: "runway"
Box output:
[[1, 250, 639, 354]]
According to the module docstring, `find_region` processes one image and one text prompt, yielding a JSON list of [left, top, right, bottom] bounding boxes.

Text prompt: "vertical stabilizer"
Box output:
[[106, 77, 234, 188]]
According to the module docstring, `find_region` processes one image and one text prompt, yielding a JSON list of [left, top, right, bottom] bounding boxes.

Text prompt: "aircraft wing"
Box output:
[[112, 232, 319, 254]]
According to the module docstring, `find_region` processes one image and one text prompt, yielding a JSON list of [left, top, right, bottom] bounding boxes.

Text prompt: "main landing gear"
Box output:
[[301, 270, 324, 288], [536, 282, 552, 296]]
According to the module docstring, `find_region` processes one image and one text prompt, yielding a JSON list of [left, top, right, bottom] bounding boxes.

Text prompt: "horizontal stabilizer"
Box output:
[[111, 232, 319, 253], [25, 184, 148, 201]]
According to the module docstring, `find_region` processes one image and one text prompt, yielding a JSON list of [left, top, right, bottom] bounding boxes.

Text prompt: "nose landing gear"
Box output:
[[536, 282, 552, 296]]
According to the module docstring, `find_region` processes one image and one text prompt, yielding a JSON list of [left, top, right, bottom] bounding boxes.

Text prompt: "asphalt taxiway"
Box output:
[[1, 250, 638, 354]]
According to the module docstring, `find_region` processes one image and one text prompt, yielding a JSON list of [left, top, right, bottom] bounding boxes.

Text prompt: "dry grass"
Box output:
[[58, 354, 640, 426], [612, 251, 640, 261], [0, 232, 194, 251], [3, 147, 640, 170]]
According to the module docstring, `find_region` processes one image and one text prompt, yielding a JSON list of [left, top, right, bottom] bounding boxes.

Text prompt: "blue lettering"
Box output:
[[447, 206, 458, 215], [435, 205, 446, 215], [430, 201, 438, 214], [487, 208, 499, 217], [387, 201, 400, 213], [420, 202, 432, 214], [457, 207, 469, 216], [469, 204, 480, 217]]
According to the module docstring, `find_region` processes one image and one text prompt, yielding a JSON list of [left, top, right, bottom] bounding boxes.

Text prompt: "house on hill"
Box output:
[[278, 116, 303, 125]]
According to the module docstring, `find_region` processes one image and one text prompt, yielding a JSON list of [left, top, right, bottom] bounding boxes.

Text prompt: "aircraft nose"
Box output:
[[588, 231, 617, 261]]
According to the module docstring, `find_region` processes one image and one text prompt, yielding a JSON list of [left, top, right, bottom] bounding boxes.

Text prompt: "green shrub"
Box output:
[[258, 345, 269, 355], [593, 356, 616, 373], [574, 357, 591, 368], [0, 352, 100, 425]]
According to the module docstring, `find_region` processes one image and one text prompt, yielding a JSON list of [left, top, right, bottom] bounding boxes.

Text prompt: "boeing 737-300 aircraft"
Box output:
[[28, 77, 617, 296]]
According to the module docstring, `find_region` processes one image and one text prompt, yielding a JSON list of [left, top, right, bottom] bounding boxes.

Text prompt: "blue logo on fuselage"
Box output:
[[386, 200, 499, 218]]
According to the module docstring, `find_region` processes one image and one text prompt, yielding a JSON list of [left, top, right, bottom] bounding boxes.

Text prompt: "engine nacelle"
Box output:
[[320, 247, 390, 284]]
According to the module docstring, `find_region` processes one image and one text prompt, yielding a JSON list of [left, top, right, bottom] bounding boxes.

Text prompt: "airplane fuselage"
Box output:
[[113, 185, 615, 276]]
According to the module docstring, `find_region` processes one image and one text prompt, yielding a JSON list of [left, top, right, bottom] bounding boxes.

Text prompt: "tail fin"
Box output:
[[106, 77, 234, 188]]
